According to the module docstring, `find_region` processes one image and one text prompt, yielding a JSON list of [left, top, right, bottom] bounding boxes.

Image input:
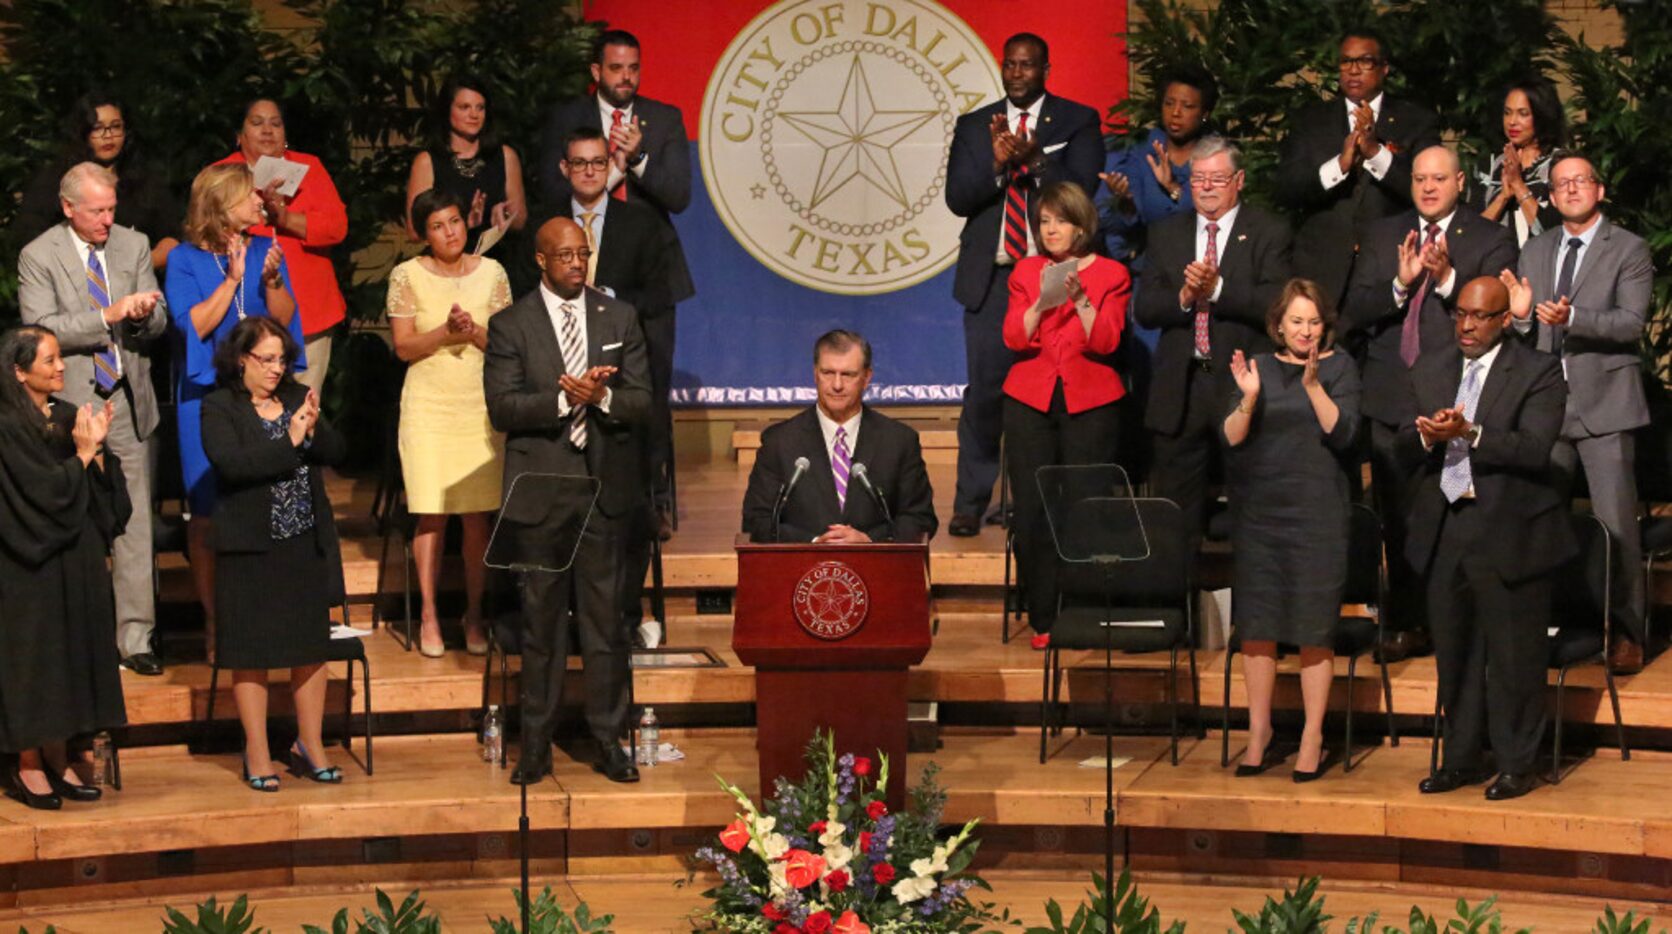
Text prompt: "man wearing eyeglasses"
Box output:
[[1275, 27, 1441, 307], [1344, 144, 1518, 661], [1135, 136, 1291, 548], [1506, 153, 1654, 672], [1400, 275, 1572, 801]]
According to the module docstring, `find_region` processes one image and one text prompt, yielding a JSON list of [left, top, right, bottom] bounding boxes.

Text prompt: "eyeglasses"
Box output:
[[1337, 55, 1385, 73], [1551, 176, 1599, 190], [1190, 172, 1238, 189], [547, 248, 593, 264], [90, 122, 126, 138], [245, 352, 287, 369], [565, 157, 610, 172], [1452, 309, 1507, 324]]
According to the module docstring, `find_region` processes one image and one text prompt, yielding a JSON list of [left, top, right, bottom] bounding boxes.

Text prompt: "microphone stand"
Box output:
[[770, 482, 789, 543]]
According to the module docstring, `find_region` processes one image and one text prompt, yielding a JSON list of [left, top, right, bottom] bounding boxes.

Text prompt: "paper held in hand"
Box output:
[[252, 155, 309, 198], [473, 223, 507, 256], [1038, 259, 1077, 309]]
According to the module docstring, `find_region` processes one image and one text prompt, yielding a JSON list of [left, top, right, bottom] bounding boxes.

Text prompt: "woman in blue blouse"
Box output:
[[1095, 66, 1218, 268], [165, 163, 304, 636]]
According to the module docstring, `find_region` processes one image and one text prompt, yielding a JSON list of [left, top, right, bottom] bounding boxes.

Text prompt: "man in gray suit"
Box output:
[[18, 162, 168, 676], [1507, 152, 1654, 671]]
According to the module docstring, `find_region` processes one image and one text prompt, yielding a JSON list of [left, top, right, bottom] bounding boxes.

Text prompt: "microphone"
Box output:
[[851, 462, 894, 538], [771, 456, 811, 542]]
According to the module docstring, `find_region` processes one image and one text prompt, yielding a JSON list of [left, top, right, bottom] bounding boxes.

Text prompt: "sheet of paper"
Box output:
[[1038, 259, 1076, 309], [252, 155, 308, 198], [473, 223, 507, 256]]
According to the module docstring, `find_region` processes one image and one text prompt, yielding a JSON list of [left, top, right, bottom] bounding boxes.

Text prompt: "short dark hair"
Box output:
[[1030, 182, 1099, 258], [1550, 150, 1602, 187], [1155, 65, 1219, 116], [814, 329, 872, 370], [0, 325, 58, 440], [1266, 278, 1339, 351], [429, 74, 501, 152], [214, 317, 300, 392], [593, 29, 640, 63], [409, 187, 467, 235], [240, 96, 285, 126], [564, 125, 609, 158], [1339, 26, 1389, 62], [1003, 32, 1048, 64], [1501, 78, 1566, 152]]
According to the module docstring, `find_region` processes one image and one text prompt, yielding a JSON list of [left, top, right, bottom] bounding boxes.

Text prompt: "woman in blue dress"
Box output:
[[165, 163, 305, 635]]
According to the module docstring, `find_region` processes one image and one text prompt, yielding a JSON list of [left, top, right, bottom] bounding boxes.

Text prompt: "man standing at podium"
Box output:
[[485, 216, 651, 785], [742, 330, 938, 544]]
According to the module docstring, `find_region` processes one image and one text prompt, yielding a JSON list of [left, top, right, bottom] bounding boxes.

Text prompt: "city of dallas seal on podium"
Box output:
[[701, 0, 1002, 295]]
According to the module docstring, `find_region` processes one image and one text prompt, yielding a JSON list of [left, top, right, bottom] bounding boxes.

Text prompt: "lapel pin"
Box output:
[[1237, 234, 1247, 242], [1454, 227, 1464, 236], [1043, 115, 1052, 124]]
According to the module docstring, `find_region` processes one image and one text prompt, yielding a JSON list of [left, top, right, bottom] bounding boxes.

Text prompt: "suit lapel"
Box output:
[[1568, 217, 1608, 298], [844, 408, 883, 521], [54, 226, 92, 307], [583, 288, 607, 367], [1474, 341, 1515, 425], [526, 293, 568, 378], [594, 211, 621, 284], [801, 411, 841, 520]]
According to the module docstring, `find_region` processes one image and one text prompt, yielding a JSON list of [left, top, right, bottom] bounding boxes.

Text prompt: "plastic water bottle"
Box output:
[[90, 732, 111, 787], [637, 707, 659, 768], [482, 705, 503, 763]]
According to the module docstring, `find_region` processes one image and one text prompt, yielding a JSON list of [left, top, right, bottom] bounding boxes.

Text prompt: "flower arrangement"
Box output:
[[691, 732, 1012, 933]]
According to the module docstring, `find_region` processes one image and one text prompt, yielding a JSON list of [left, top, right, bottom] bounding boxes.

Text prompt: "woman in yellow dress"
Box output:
[[388, 188, 511, 657]]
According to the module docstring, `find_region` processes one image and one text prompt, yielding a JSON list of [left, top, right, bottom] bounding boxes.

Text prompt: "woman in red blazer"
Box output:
[[1002, 182, 1130, 649]]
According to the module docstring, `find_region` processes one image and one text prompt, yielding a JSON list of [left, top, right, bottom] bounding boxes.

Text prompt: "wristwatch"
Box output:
[[627, 150, 648, 168], [1466, 424, 1482, 445]]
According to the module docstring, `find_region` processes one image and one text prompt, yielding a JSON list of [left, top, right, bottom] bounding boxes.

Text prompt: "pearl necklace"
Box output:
[[213, 250, 248, 322]]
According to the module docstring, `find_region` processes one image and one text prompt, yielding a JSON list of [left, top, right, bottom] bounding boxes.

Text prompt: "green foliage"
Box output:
[[1230, 876, 1331, 934], [160, 894, 266, 934], [301, 888, 441, 934], [486, 886, 615, 934], [1592, 905, 1668, 934], [1024, 869, 1184, 934]]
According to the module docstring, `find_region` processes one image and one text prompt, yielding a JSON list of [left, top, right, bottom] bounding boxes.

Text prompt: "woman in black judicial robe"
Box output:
[[0, 326, 130, 810]]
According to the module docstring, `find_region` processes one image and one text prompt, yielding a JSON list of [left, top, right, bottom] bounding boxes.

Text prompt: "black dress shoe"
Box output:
[[6, 768, 61, 811], [948, 513, 980, 537], [1292, 752, 1332, 784], [1608, 637, 1644, 674], [1418, 767, 1491, 794], [509, 759, 551, 786], [595, 746, 640, 784], [46, 771, 101, 802], [120, 652, 164, 676], [1484, 772, 1539, 801], [1373, 632, 1413, 664]]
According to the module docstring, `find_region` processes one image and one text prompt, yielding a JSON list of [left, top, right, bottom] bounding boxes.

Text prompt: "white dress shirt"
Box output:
[[1318, 93, 1394, 190], [1390, 209, 1459, 305], [1552, 213, 1602, 325], [1181, 203, 1239, 309], [994, 95, 1048, 263], [599, 94, 649, 193], [538, 282, 611, 416], [68, 225, 122, 377], [1422, 338, 1502, 471], [815, 405, 861, 469]]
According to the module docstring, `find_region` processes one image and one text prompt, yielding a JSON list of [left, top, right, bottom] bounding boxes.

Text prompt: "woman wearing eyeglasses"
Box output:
[[164, 163, 305, 648], [12, 92, 180, 269], [200, 317, 347, 792], [387, 188, 512, 657]]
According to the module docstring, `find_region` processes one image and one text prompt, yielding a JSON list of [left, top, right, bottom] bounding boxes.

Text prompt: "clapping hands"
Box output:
[[1229, 349, 1260, 399], [287, 390, 320, 446], [444, 303, 477, 343], [72, 400, 114, 460]]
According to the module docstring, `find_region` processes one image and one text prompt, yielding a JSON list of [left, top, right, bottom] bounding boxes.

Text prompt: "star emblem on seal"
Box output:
[[777, 54, 938, 211], [792, 560, 870, 640]]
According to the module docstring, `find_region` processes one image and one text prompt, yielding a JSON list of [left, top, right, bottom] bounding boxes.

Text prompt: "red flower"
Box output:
[[834, 911, 872, 934], [805, 911, 833, 934], [720, 819, 751, 853], [773, 924, 799, 934], [858, 831, 873, 852], [871, 862, 896, 884], [825, 869, 851, 892], [783, 848, 827, 889], [865, 800, 887, 820], [808, 820, 828, 835], [762, 902, 787, 921], [853, 756, 872, 776]]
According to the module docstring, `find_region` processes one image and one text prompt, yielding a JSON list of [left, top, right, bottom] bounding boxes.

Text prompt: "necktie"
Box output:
[[1440, 360, 1483, 503], [1002, 112, 1030, 261], [832, 426, 851, 510], [85, 247, 121, 395], [1193, 221, 1218, 358], [559, 302, 588, 450], [608, 109, 628, 203], [1400, 222, 1442, 368], [1550, 236, 1583, 357], [580, 211, 599, 286]]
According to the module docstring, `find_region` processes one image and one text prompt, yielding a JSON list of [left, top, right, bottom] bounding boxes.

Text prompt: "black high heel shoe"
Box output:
[[45, 768, 101, 803], [1292, 750, 1332, 784], [288, 741, 343, 784], [1234, 738, 1278, 777], [6, 767, 62, 811], [242, 760, 280, 793]]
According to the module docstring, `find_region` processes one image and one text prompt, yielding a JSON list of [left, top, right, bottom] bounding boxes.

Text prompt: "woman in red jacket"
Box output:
[[215, 98, 349, 393], [1002, 182, 1130, 649]]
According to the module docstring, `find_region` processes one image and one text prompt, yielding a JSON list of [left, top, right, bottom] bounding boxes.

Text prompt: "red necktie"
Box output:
[[1401, 222, 1441, 367], [1193, 221, 1218, 358], [1002, 113, 1030, 261], [608, 109, 628, 202]]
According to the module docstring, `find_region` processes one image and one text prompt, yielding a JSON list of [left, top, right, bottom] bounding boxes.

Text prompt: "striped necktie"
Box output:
[[1440, 360, 1483, 503], [560, 302, 588, 449], [1002, 113, 1030, 261], [832, 426, 851, 510], [85, 246, 121, 395]]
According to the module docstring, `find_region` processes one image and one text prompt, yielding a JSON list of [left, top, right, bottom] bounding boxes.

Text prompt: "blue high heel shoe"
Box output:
[[289, 741, 343, 784]]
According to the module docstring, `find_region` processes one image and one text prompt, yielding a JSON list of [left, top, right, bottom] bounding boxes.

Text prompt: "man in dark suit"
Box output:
[[1136, 137, 1290, 546], [539, 28, 692, 538], [742, 331, 937, 545], [1509, 153, 1654, 672], [1345, 145, 1519, 659], [17, 162, 168, 676], [943, 32, 1102, 537], [484, 217, 652, 785], [1275, 27, 1441, 306], [1401, 276, 1572, 801]]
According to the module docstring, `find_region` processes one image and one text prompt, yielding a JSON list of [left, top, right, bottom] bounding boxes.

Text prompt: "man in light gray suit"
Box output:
[[1506, 152, 1653, 672], [19, 162, 169, 676]]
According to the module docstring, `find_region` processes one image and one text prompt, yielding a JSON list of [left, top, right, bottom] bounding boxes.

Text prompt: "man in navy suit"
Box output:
[[943, 32, 1102, 537]]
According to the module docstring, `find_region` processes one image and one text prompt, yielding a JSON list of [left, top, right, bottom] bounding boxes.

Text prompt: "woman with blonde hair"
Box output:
[[165, 162, 305, 641]]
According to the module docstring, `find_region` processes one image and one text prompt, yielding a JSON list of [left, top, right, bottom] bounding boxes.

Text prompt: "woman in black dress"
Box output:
[[404, 75, 528, 259], [0, 326, 130, 810], [201, 317, 347, 791], [1222, 279, 1361, 782]]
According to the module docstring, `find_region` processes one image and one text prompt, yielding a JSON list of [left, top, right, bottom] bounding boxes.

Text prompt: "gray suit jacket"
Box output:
[[1516, 216, 1653, 437], [18, 222, 168, 438]]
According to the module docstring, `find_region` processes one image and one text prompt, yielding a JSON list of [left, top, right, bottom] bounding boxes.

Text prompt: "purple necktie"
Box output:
[[832, 426, 851, 510], [1401, 222, 1441, 368]]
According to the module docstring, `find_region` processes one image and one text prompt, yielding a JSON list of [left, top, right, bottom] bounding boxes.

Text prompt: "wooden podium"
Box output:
[[733, 539, 931, 808]]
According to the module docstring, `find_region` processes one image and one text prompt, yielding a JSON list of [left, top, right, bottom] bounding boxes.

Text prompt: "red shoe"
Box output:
[[1030, 632, 1051, 651]]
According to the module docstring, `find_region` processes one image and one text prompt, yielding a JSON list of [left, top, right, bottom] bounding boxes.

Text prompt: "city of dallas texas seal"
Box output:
[[701, 0, 1002, 295]]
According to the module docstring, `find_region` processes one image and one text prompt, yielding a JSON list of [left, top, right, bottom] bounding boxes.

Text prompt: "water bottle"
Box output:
[[90, 732, 111, 787], [637, 707, 659, 768], [482, 705, 503, 764]]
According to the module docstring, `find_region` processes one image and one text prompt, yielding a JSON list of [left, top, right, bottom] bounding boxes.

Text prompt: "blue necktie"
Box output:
[[85, 247, 121, 395], [1440, 360, 1483, 503]]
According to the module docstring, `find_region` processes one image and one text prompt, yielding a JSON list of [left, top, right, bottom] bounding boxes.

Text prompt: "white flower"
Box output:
[[818, 820, 847, 848], [755, 815, 777, 836], [760, 832, 791, 860], [822, 841, 854, 873], [909, 845, 949, 878], [768, 861, 790, 899], [891, 874, 938, 904]]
